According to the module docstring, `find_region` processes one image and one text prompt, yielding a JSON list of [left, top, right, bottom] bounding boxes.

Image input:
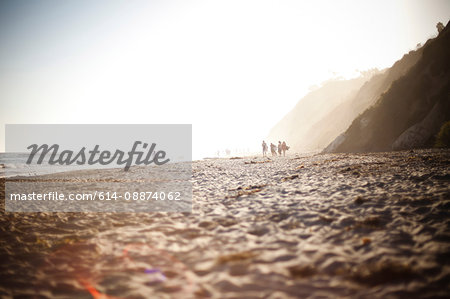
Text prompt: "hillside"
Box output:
[[268, 37, 423, 152], [325, 21, 450, 153], [303, 47, 423, 150], [267, 76, 374, 151]]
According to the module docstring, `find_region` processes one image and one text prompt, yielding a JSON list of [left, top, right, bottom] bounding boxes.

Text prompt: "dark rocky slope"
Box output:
[[269, 35, 423, 152], [325, 21, 450, 153]]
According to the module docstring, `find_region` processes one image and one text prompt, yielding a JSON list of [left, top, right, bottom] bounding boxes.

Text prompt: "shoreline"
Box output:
[[1, 147, 441, 179]]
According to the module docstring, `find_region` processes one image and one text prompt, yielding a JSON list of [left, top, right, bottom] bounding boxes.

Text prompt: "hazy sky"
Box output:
[[1, 0, 449, 158]]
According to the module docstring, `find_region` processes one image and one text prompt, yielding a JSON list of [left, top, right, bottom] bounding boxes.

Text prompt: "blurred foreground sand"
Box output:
[[1, 149, 449, 298]]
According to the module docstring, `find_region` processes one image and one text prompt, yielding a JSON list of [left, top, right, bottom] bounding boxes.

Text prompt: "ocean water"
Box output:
[[0, 151, 191, 178], [0, 152, 147, 178], [0, 153, 93, 178]]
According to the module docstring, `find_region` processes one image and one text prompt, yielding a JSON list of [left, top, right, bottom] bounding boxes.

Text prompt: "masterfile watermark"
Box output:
[[27, 141, 170, 171], [4, 124, 192, 212]]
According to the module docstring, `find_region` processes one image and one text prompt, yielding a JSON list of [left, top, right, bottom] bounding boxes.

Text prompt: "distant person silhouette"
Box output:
[[270, 143, 277, 156], [282, 141, 288, 156], [262, 141, 268, 157], [278, 141, 282, 156]]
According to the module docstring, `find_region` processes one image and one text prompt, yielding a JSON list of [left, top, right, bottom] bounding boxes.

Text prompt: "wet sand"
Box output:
[[1, 149, 449, 298]]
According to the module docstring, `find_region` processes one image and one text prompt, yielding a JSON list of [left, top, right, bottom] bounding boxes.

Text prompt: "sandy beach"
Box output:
[[1, 149, 449, 298]]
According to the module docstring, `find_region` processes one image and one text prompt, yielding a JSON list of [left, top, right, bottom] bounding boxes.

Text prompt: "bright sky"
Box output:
[[1, 0, 449, 159]]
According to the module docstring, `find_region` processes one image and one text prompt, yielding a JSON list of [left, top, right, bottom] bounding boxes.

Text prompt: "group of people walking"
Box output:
[[262, 140, 289, 157]]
